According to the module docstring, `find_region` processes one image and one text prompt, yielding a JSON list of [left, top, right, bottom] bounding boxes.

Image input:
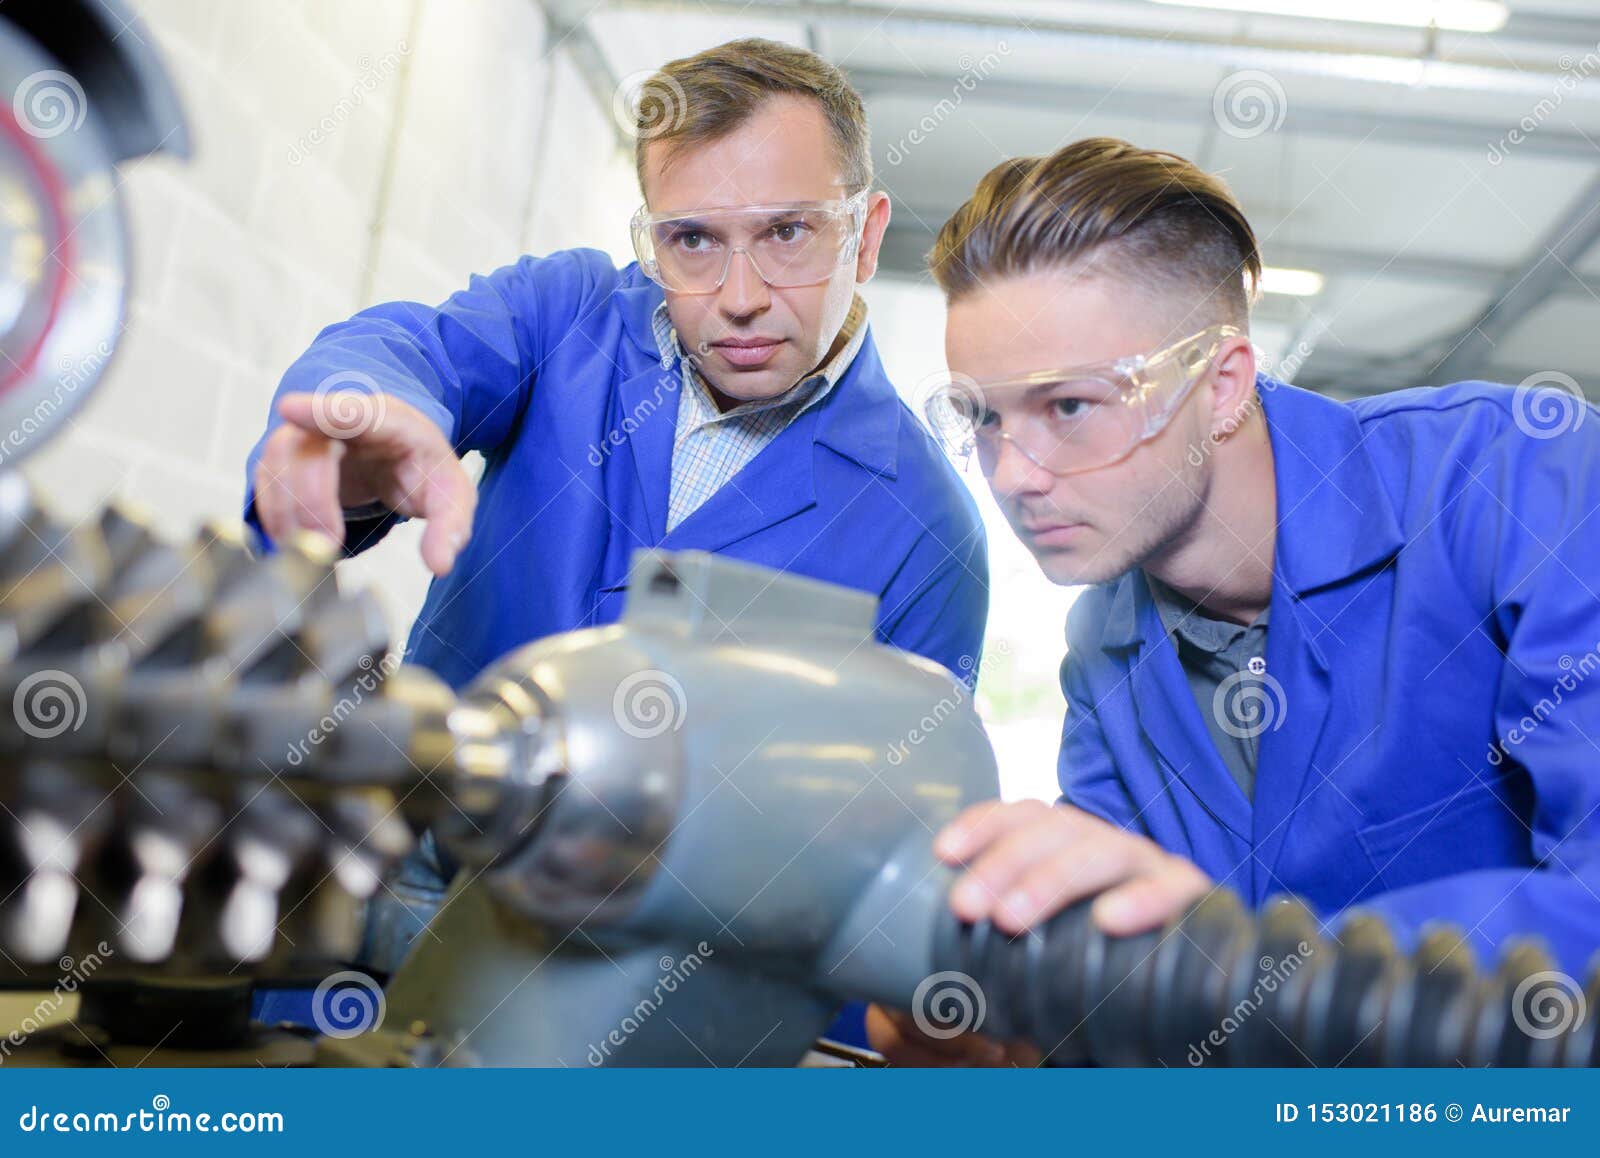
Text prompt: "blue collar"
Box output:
[[611, 262, 900, 478], [614, 263, 671, 360], [1257, 376, 1405, 594], [1096, 376, 1404, 652]]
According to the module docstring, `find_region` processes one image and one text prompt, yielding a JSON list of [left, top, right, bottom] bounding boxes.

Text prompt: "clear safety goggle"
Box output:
[[925, 324, 1243, 478], [630, 191, 869, 294]]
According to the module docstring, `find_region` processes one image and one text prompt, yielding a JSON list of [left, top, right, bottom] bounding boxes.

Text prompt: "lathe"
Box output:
[[0, 0, 1594, 1071]]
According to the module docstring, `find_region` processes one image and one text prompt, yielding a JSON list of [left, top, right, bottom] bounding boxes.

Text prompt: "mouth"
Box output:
[[708, 337, 785, 369], [1019, 520, 1090, 549]]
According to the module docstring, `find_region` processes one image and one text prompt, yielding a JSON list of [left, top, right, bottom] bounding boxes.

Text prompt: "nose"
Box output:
[[717, 248, 770, 319], [985, 434, 1055, 500]]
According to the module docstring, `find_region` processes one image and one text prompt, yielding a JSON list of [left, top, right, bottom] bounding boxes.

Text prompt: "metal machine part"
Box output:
[[0, 485, 1593, 1067], [1, 0, 191, 166], [0, 0, 185, 464], [0, 478, 489, 979], [358, 550, 999, 1067]]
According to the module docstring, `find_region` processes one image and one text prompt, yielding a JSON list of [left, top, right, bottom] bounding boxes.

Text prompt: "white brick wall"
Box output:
[[23, 0, 640, 648]]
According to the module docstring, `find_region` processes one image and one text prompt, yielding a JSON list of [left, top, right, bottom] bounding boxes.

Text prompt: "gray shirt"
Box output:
[[1146, 575, 1271, 801]]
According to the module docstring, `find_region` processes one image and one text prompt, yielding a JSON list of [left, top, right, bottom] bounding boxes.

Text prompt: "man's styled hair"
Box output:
[[929, 138, 1262, 326], [633, 38, 871, 195]]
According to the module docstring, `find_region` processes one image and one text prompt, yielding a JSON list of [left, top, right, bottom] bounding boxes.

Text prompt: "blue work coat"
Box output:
[[1061, 377, 1600, 975], [243, 247, 987, 689]]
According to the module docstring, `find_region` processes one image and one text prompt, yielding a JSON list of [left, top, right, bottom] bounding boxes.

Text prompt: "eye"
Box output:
[[1050, 397, 1088, 421], [666, 228, 715, 252], [767, 219, 811, 244]]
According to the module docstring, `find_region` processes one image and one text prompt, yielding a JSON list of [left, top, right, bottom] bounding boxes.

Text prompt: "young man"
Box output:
[[242, 41, 987, 1033], [872, 137, 1600, 1062]]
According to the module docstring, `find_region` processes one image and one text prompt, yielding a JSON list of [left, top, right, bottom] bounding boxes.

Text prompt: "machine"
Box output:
[[0, 487, 1593, 1067]]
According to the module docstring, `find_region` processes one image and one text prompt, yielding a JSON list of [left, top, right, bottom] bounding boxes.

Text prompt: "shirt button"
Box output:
[[1247, 656, 1267, 676]]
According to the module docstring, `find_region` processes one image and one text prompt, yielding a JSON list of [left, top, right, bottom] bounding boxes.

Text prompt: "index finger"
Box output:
[[417, 454, 477, 577], [277, 390, 395, 442]]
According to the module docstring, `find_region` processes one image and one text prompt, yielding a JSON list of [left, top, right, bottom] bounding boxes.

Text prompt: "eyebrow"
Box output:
[[990, 372, 1123, 404], [752, 208, 813, 228], [657, 205, 825, 230]]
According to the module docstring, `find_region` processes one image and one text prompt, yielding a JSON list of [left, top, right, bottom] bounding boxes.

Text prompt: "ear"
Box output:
[[854, 191, 892, 284], [1206, 333, 1259, 440]]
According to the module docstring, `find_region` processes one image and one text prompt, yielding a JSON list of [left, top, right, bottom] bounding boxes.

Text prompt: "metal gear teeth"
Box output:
[[0, 476, 450, 980]]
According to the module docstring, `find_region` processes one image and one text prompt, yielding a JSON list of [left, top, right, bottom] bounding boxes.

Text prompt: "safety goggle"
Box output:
[[630, 191, 869, 294], [925, 324, 1243, 478]]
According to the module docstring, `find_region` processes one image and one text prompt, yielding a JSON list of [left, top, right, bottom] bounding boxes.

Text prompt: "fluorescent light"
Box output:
[[1150, 0, 1508, 33], [1259, 266, 1325, 296]]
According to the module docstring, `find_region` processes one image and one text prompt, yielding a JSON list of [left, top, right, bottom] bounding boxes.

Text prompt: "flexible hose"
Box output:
[[933, 890, 1598, 1066]]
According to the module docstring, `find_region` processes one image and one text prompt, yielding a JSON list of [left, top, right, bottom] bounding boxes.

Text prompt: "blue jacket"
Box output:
[[1061, 377, 1600, 975], [243, 248, 988, 691]]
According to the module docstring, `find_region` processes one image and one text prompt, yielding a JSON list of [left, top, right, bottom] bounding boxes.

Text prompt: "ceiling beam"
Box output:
[[1425, 169, 1600, 384], [876, 222, 1600, 299], [850, 67, 1600, 163], [599, 0, 1600, 98], [541, 0, 631, 150]]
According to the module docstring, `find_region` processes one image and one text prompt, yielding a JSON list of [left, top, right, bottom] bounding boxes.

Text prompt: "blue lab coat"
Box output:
[[243, 247, 987, 689], [1060, 377, 1600, 974]]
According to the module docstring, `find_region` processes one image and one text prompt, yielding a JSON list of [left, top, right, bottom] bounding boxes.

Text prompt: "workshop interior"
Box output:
[[0, 0, 1597, 1071]]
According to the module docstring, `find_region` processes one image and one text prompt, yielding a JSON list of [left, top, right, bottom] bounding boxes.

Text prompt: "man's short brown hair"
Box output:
[[929, 138, 1261, 327], [633, 38, 871, 196]]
